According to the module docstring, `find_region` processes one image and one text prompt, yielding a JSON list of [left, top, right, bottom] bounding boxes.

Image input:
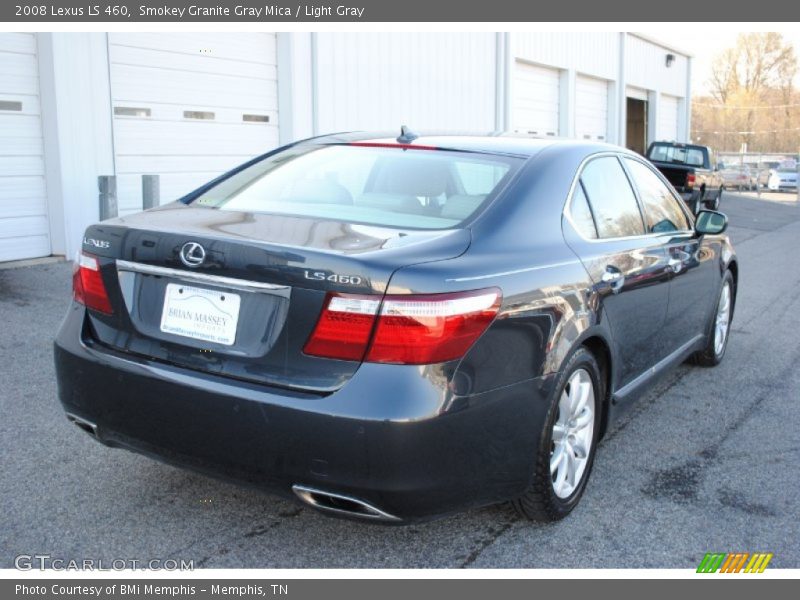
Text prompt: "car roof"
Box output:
[[303, 130, 620, 158]]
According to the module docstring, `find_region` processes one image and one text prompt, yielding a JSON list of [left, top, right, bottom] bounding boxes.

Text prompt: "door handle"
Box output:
[[601, 267, 624, 292]]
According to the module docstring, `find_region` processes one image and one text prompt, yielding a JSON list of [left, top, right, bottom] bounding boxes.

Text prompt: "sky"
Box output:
[[653, 30, 800, 95]]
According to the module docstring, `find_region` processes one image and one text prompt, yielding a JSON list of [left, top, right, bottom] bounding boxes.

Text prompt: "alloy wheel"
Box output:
[[551, 369, 595, 499], [714, 282, 731, 356]]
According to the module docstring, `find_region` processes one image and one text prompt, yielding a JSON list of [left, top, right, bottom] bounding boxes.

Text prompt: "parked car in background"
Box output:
[[645, 142, 723, 214], [721, 164, 755, 191], [54, 132, 738, 523], [767, 167, 798, 191], [756, 161, 781, 189]]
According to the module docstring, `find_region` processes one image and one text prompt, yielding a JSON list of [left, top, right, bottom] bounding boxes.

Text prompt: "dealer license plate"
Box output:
[[159, 283, 240, 346]]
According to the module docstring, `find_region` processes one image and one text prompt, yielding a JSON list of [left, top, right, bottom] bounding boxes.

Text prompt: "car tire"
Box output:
[[690, 270, 734, 367], [511, 347, 603, 522]]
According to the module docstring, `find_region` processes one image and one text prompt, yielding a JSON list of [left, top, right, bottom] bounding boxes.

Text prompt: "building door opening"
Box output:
[[626, 97, 648, 155]]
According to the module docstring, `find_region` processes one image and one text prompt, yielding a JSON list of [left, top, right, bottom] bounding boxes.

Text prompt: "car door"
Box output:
[[622, 157, 718, 352], [563, 154, 673, 389]]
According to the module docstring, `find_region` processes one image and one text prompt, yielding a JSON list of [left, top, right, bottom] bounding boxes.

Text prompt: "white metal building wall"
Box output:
[[512, 32, 620, 81], [657, 94, 680, 141], [512, 61, 560, 136], [108, 33, 280, 214], [575, 75, 609, 142], [625, 35, 689, 99], [0, 33, 49, 261], [313, 33, 497, 132]]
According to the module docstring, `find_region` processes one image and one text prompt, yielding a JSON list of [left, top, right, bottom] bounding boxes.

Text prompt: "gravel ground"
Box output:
[[1, 192, 798, 569]]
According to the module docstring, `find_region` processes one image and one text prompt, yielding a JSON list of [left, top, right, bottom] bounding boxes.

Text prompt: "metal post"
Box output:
[[142, 174, 160, 210], [98, 176, 117, 220], [796, 161, 799, 203]]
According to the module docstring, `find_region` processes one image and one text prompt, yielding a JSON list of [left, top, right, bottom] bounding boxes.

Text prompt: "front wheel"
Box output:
[[690, 271, 734, 367], [512, 348, 602, 521]]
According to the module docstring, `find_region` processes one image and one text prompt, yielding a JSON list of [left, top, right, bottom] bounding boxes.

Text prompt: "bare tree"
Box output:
[[699, 33, 798, 152]]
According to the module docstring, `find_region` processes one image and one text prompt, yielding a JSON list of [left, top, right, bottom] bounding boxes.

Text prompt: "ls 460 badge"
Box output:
[[303, 271, 363, 285]]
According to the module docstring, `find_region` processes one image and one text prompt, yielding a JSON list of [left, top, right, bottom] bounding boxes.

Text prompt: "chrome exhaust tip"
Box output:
[[292, 485, 401, 522], [66, 413, 98, 438]]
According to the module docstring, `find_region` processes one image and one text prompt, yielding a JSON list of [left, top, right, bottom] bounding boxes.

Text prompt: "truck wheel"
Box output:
[[706, 187, 722, 211]]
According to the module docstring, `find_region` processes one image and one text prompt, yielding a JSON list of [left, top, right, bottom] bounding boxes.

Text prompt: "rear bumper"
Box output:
[[54, 304, 555, 522]]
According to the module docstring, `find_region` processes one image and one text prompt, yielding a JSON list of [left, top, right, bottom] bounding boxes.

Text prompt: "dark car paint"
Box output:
[[54, 133, 738, 522]]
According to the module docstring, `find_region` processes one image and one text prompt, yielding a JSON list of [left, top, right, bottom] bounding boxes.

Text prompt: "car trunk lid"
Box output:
[[79, 203, 471, 392]]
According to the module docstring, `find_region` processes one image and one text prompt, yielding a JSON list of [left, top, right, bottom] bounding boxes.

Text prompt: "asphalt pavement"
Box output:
[[1, 192, 799, 569]]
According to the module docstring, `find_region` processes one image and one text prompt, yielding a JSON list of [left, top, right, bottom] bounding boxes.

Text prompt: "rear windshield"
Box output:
[[648, 144, 706, 167], [189, 144, 521, 230]]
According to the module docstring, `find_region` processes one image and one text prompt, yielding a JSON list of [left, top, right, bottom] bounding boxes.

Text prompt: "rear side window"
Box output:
[[579, 157, 645, 238], [569, 183, 598, 239], [624, 159, 689, 233], [190, 145, 520, 230]]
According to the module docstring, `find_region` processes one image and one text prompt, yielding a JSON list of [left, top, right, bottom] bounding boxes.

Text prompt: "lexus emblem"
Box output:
[[180, 242, 206, 267]]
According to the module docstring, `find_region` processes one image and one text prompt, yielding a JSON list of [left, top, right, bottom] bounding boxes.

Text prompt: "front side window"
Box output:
[[624, 158, 689, 233], [190, 145, 519, 230], [579, 156, 645, 238]]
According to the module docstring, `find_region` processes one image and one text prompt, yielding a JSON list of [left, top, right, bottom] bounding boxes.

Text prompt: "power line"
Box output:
[[692, 100, 800, 110], [693, 126, 800, 134]]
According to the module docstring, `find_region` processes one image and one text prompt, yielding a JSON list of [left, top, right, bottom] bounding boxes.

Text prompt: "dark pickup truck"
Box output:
[[646, 142, 724, 214]]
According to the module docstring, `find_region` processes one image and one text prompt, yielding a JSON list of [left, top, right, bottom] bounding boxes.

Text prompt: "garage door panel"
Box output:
[[0, 114, 45, 138], [0, 156, 45, 177], [116, 155, 259, 176], [113, 121, 278, 157], [111, 68, 277, 112], [0, 73, 40, 97], [0, 195, 48, 219], [109, 33, 280, 213], [110, 33, 277, 65], [575, 75, 609, 142], [0, 137, 44, 157], [0, 33, 49, 261], [658, 95, 679, 141], [0, 33, 37, 54], [0, 235, 50, 262], [110, 45, 277, 80], [0, 176, 46, 200], [513, 61, 560, 136], [112, 102, 278, 125], [0, 93, 40, 115]]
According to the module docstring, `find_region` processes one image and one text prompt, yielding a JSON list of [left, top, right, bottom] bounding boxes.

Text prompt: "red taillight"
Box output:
[[302, 294, 380, 361], [686, 173, 696, 188], [304, 289, 501, 364], [72, 252, 113, 315]]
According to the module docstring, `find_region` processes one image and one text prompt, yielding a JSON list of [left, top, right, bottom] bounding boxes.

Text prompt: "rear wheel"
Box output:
[[690, 271, 734, 366], [512, 348, 602, 521]]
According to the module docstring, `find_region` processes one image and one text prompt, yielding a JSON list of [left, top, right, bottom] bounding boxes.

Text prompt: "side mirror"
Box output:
[[695, 210, 728, 235]]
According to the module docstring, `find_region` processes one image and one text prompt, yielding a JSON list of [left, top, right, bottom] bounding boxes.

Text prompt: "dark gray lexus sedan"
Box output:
[[54, 131, 737, 523]]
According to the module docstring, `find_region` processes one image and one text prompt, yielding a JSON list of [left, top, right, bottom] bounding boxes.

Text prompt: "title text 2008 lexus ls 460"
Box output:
[[54, 132, 737, 523]]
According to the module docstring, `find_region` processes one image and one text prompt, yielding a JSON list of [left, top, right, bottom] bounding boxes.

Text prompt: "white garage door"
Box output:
[[108, 33, 280, 215], [512, 61, 560, 137], [575, 75, 609, 142], [658, 94, 679, 142], [0, 33, 50, 262]]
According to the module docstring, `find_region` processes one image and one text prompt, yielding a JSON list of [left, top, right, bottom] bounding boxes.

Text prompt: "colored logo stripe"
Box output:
[[697, 552, 773, 573]]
